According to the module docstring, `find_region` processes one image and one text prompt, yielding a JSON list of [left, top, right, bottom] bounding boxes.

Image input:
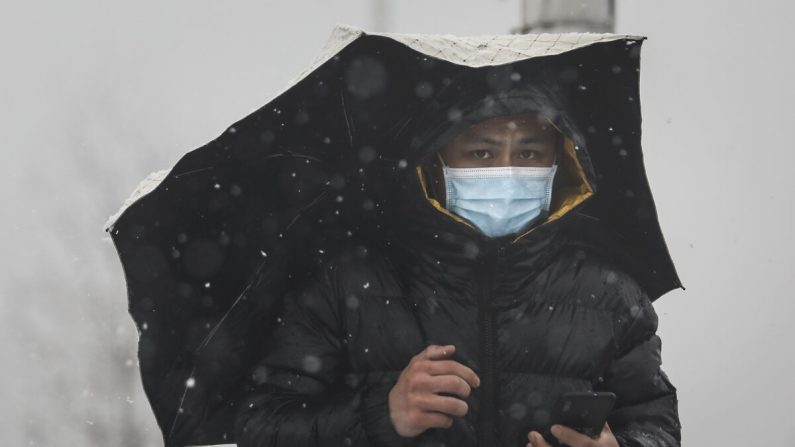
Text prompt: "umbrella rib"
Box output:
[[194, 259, 272, 353], [339, 90, 354, 148], [390, 115, 415, 140], [165, 258, 274, 436], [282, 151, 323, 164], [173, 166, 215, 179], [286, 190, 329, 231], [167, 364, 198, 440], [192, 184, 324, 357]]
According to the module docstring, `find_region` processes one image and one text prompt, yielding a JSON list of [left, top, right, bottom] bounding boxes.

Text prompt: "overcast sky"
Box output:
[[1, 1, 793, 445]]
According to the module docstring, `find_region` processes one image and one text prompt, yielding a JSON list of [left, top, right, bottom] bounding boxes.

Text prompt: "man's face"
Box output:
[[425, 112, 560, 203], [438, 112, 559, 168]]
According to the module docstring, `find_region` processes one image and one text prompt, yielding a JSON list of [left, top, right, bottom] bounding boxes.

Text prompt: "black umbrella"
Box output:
[[104, 24, 682, 446]]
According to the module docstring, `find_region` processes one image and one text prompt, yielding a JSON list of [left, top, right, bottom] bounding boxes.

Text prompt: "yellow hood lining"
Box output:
[[414, 132, 593, 244], [416, 164, 477, 231]]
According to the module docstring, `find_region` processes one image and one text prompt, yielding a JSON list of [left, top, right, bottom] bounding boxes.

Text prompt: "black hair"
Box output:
[[392, 67, 585, 168]]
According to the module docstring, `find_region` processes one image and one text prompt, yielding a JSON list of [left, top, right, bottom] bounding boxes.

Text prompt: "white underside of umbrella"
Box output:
[[288, 24, 643, 87], [104, 169, 169, 232], [104, 24, 644, 232]]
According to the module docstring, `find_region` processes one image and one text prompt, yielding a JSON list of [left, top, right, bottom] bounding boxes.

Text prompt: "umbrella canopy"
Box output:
[[104, 24, 682, 447]]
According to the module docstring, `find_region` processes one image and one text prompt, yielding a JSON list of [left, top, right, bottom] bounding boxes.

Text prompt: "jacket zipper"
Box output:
[[477, 241, 502, 447]]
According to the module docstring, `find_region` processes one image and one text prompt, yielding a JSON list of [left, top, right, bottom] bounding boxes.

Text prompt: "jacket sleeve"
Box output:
[[233, 263, 417, 447], [594, 273, 682, 447]]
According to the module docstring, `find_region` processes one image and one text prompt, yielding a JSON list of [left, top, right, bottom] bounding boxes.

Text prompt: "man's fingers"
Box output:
[[424, 359, 480, 389], [411, 346, 481, 390], [424, 374, 473, 399], [528, 431, 552, 447], [415, 393, 469, 417], [421, 344, 456, 361], [551, 424, 593, 446], [531, 423, 613, 447], [404, 369, 472, 398]]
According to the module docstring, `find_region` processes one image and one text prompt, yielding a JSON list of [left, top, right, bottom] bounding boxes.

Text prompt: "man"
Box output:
[[233, 92, 681, 447]]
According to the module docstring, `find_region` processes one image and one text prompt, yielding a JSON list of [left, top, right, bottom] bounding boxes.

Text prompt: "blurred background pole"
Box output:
[[513, 0, 615, 33], [372, 0, 390, 32]]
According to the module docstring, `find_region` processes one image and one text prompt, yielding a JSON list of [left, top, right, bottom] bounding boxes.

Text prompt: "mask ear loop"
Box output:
[[543, 135, 561, 219], [435, 152, 452, 208], [540, 118, 561, 220]]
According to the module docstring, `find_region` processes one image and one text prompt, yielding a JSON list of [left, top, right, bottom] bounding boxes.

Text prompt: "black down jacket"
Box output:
[[233, 119, 681, 447]]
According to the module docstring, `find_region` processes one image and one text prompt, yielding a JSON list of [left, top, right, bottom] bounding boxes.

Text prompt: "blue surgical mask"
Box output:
[[438, 153, 558, 238]]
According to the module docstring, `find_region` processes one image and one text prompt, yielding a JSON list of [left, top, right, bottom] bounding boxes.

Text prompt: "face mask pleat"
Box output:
[[442, 164, 557, 238]]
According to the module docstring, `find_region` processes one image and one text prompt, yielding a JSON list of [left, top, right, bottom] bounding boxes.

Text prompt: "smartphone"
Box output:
[[542, 391, 616, 446]]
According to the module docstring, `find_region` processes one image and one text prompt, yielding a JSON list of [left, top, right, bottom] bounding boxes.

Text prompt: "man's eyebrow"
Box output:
[[464, 135, 503, 145], [518, 136, 545, 144], [463, 135, 547, 144]]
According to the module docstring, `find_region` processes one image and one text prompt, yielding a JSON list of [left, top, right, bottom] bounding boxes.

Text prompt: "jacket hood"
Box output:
[[392, 80, 595, 247], [382, 75, 597, 294]]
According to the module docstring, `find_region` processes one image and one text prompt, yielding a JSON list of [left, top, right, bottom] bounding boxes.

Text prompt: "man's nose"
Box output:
[[496, 149, 513, 167]]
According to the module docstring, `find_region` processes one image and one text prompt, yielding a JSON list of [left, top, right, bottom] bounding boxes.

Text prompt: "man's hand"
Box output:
[[527, 422, 619, 447], [388, 344, 481, 438]]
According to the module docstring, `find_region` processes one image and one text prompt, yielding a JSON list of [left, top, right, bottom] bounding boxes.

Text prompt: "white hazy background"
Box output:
[[1, 1, 792, 445]]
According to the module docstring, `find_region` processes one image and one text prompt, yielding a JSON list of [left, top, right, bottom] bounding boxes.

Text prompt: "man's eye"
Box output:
[[517, 150, 539, 159], [470, 150, 492, 159]]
